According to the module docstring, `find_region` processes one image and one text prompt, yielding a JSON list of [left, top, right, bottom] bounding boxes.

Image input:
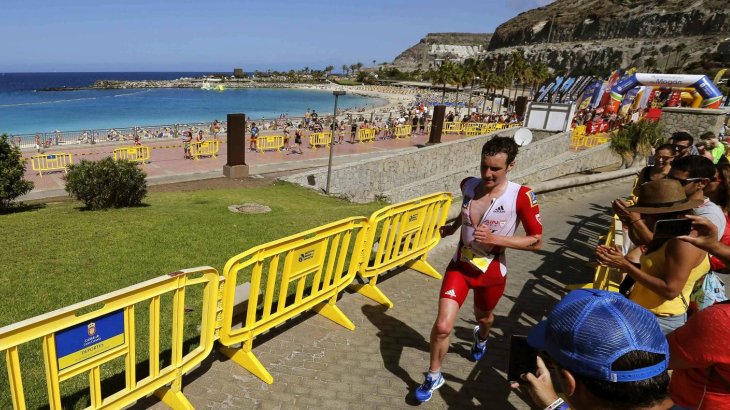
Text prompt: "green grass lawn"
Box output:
[[0, 181, 382, 327], [0, 181, 383, 409]]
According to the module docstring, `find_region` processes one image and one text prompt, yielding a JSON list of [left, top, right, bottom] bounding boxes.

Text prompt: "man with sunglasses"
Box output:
[[513, 289, 672, 410], [615, 155, 725, 246], [668, 131, 699, 158]]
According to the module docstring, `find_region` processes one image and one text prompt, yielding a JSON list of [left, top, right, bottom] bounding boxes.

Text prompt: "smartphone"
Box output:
[[653, 218, 692, 238], [508, 335, 537, 382]]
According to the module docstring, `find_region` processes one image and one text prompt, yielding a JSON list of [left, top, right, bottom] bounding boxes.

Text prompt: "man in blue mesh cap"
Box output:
[[513, 289, 672, 410]]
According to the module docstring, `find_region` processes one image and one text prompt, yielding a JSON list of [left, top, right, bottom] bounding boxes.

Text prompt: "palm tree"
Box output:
[[495, 74, 510, 115], [660, 45, 673, 73], [463, 59, 480, 112], [372, 59, 376, 66], [530, 62, 550, 100], [349, 64, 357, 75], [429, 60, 455, 104], [479, 70, 498, 115], [506, 51, 528, 111], [451, 64, 470, 115], [341, 64, 348, 76], [356, 62, 364, 73], [324, 65, 334, 77], [673, 43, 687, 69], [644, 57, 658, 72]]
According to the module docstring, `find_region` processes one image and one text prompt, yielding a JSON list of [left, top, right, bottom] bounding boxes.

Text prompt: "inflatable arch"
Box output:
[[608, 73, 723, 112]]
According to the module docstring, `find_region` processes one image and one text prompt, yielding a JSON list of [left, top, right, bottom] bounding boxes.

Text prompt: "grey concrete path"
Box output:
[[139, 180, 630, 410]]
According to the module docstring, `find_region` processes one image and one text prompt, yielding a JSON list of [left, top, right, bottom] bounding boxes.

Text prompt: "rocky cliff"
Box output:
[[485, 0, 730, 74], [391, 33, 492, 71], [390, 1, 729, 75], [489, 0, 729, 50]]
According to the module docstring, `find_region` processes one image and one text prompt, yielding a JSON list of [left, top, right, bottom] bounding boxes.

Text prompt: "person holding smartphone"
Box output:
[[513, 289, 672, 410], [596, 179, 709, 334]]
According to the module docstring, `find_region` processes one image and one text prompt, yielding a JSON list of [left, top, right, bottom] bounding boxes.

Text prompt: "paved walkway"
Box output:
[[136, 180, 629, 409], [20, 131, 473, 201]]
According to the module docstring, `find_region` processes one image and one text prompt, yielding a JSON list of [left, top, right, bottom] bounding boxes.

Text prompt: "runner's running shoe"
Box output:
[[471, 325, 487, 362], [414, 373, 445, 402]]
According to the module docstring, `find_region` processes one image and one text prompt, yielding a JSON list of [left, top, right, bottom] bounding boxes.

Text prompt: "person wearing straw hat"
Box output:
[[513, 289, 672, 410], [596, 179, 709, 334]]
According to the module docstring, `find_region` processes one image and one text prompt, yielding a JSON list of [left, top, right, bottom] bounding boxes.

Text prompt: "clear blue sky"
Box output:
[[1, 0, 553, 72]]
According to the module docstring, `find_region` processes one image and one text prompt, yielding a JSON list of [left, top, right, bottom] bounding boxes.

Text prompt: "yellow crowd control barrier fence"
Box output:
[[113, 146, 151, 163], [463, 123, 491, 136], [308, 131, 332, 149], [571, 131, 611, 151], [352, 192, 453, 308], [257, 135, 285, 153], [356, 128, 376, 143], [190, 140, 220, 159], [442, 122, 463, 134], [0, 267, 219, 410], [218, 217, 369, 384], [393, 125, 412, 139], [30, 153, 74, 177], [566, 215, 624, 292]]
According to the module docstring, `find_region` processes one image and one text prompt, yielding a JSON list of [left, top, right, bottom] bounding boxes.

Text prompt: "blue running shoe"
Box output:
[[414, 373, 445, 402], [471, 325, 487, 362]]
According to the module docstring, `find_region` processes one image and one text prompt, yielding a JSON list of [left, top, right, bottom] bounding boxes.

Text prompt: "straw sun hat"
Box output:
[[627, 179, 704, 214]]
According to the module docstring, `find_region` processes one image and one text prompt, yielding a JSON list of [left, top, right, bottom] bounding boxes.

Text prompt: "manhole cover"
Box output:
[[228, 203, 271, 214]]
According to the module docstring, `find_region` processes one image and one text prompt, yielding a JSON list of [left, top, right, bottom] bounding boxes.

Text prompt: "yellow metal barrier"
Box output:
[[113, 146, 151, 163], [352, 192, 453, 308], [494, 123, 505, 130], [218, 217, 369, 384], [308, 131, 332, 149], [30, 153, 74, 177], [463, 123, 490, 136], [393, 125, 412, 139], [0, 267, 219, 410], [356, 128, 376, 143], [566, 215, 624, 292], [257, 135, 285, 153], [190, 140, 220, 159], [442, 122, 463, 134]]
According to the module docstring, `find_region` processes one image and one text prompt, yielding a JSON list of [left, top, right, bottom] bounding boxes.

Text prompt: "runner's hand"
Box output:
[[510, 356, 559, 408], [473, 224, 498, 246]]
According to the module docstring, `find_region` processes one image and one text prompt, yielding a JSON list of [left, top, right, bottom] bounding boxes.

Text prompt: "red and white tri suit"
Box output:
[[440, 177, 542, 311]]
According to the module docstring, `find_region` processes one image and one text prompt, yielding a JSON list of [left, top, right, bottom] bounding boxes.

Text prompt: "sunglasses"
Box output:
[[666, 175, 705, 185]]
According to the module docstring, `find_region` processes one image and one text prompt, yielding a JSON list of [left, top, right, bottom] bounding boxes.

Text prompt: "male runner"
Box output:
[[415, 136, 543, 402]]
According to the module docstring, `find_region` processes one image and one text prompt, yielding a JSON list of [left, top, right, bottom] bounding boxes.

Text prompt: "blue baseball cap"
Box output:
[[527, 289, 669, 382]]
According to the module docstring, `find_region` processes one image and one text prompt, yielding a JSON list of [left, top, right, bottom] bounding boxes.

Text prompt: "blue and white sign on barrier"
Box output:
[[55, 310, 125, 370]]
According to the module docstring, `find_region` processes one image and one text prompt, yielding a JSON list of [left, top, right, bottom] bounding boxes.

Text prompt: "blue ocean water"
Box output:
[[0, 73, 385, 135]]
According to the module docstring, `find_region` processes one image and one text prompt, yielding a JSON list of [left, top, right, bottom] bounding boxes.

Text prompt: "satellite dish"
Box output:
[[513, 128, 533, 147]]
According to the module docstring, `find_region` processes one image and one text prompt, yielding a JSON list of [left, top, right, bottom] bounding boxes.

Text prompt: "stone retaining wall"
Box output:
[[661, 107, 728, 139], [282, 129, 570, 203]]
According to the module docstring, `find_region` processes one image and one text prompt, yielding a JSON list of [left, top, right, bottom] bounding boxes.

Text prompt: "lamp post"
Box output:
[[326, 90, 346, 194]]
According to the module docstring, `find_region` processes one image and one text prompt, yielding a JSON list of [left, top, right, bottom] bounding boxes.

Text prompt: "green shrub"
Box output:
[[0, 133, 34, 211], [64, 157, 147, 209], [609, 120, 666, 167]]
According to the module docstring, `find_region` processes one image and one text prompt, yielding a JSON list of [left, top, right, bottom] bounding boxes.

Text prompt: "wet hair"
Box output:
[[670, 131, 693, 146], [671, 155, 715, 179], [571, 351, 669, 410], [481, 136, 519, 164]]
